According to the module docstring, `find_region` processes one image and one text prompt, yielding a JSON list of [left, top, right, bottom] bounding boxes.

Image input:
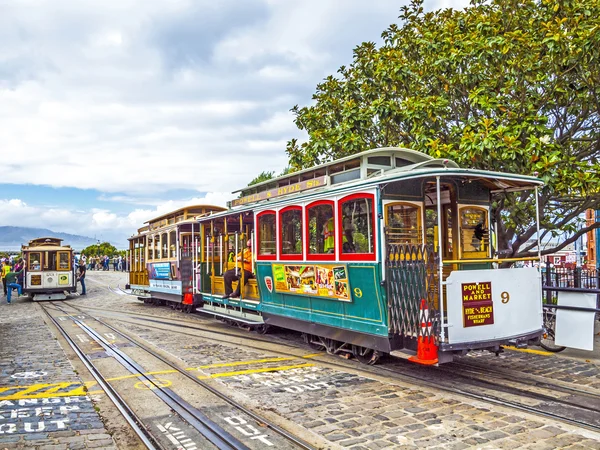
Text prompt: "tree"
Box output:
[[286, 0, 600, 258], [81, 242, 118, 257], [247, 167, 294, 186]]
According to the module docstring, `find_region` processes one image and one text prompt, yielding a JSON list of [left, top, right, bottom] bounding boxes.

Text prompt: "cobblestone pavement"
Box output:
[[8, 270, 600, 449], [113, 319, 600, 449], [0, 291, 117, 449]]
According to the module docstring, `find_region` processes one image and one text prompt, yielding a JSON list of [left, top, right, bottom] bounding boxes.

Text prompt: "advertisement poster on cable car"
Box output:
[[271, 263, 351, 301], [149, 262, 171, 280]]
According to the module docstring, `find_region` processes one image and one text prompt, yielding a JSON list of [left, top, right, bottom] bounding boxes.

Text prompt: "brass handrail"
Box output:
[[443, 256, 540, 265]]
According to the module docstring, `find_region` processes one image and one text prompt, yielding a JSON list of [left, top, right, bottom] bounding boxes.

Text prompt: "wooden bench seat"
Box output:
[[211, 275, 259, 300]]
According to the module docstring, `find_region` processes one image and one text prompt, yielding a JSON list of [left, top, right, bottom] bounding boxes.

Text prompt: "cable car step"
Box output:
[[197, 305, 264, 325]]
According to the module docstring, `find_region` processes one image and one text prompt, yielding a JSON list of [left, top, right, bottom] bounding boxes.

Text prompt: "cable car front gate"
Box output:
[[386, 243, 440, 362]]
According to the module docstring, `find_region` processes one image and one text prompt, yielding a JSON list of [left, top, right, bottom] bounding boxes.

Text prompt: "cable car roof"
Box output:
[[145, 204, 226, 224], [23, 246, 73, 251], [226, 147, 543, 211]]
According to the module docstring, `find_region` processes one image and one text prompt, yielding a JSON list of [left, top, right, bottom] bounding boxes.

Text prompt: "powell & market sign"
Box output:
[[232, 176, 328, 207], [462, 281, 494, 327]]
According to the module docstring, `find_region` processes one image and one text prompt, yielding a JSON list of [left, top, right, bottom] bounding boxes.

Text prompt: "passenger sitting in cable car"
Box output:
[[323, 214, 335, 253], [31, 260, 41, 271], [222, 239, 254, 299]]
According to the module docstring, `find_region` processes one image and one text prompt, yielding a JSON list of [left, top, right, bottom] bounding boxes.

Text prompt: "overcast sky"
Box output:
[[0, 0, 469, 247]]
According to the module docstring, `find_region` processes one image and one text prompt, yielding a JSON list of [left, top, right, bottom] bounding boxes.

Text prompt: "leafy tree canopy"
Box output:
[[80, 242, 119, 257], [286, 0, 600, 257]]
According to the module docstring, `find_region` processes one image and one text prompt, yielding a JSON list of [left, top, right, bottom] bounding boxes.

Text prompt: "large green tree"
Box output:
[[81, 242, 118, 257], [287, 0, 600, 258]]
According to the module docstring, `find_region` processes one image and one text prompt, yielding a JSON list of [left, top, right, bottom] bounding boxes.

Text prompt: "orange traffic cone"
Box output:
[[409, 299, 439, 365], [183, 292, 193, 305]]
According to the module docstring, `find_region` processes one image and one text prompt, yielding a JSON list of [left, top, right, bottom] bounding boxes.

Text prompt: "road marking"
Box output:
[[0, 382, 102, 401], [101, 354, 322, 382], [157, 422, 196, 449], [195, 353, 321, 370], [1, 356, 322, 399], [10, 372, 47, 380], [196, 363, 315, 380], [503, 346, 554, 356]]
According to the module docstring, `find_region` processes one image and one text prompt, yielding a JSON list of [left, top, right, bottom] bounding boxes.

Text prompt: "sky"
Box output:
[[0, 0, 469, 248]]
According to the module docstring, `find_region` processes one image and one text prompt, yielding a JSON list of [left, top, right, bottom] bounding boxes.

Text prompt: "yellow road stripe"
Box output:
[[0, 355, 322, 399], [196, 363, 314, 379], [503, 345, 553, 356], [194, 353, 321, 369], [0, 381, 97, 401]]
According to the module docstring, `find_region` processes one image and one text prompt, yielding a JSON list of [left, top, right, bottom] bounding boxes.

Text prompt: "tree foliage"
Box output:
[[247, 167, 294, 186], [80, 242, 118, 257], [286, 0, 600, 257]]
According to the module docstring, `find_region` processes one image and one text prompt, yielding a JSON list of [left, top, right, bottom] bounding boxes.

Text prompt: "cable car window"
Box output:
[[307, 202, 335, 258], [280, 207, 302, 257], [148, 236, 154, 260], [460, 207, 488, 254], [169, 230, 176, 258], [340, 194, 375, 257], [257, 211, 276, 258], [331, 169, 360, 185], [161, 233, 168, 259], [29, 253, 42, 271], [58, 252, 70, 270], [367, 156, 391, 166], [386, 203, 422, 244]]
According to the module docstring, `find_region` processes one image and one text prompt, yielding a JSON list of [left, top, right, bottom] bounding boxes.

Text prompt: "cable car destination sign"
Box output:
[[232, 176, 328, 207], [462, 281, 495, 327]]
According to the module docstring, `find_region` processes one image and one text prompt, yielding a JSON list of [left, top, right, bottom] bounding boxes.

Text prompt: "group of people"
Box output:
[[80, 254, 127, 272], [1, 258, 26, 304]]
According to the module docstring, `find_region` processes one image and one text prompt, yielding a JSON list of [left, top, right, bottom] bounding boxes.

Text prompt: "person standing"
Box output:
[[77, 261, 87, 296], [13, 258, 24, 289], [1, 259, 11, 295]]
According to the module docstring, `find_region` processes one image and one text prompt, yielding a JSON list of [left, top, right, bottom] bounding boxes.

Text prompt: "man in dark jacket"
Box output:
[[77, 261, 87, 296]]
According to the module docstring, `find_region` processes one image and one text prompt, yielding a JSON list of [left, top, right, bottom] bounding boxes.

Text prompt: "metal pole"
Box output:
[[206, 235, 210, 275], [219, 234, 223, 275], [191, 221, 195, 293], [234, 232, 239, 276], [535, 186, 542, 264], [436, 176, 445, 343]]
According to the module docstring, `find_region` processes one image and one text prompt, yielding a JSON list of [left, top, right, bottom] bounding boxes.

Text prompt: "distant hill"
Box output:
[[0, 226, 99, 252]]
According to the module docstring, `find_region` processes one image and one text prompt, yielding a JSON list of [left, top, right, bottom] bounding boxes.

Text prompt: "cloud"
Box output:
[[0, 192, 234, 247], [0, 0, 470, 243]]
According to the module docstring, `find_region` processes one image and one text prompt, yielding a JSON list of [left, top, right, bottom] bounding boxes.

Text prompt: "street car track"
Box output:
[[66, 302, 600, 433], [44, 302, 316, 450], [42, 302, 316, 450]]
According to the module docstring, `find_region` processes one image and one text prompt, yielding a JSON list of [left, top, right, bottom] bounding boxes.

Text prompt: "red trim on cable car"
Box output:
[[338, 193, 376, 262], [305, 200, 336, 262], [256, 210, 277, 261], [278, 205, 303, 261]]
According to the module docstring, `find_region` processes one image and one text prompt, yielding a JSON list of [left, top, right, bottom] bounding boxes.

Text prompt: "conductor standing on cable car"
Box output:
[[222, 240, 253, 299]]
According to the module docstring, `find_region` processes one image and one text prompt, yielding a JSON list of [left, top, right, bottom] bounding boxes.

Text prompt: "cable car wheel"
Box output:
[[352, 345, 381, 365], [303, 334, 326, 350], [253, 324, 269, 335]]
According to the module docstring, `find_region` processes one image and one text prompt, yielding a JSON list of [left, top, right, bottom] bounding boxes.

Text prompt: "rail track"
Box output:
[[64, 301, 600, 434], [41, 302, 315, 450]]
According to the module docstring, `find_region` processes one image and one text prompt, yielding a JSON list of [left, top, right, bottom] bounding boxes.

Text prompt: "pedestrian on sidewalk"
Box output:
[[77, 261, 87, 296], [1, 259, 11, 295], [5, 267, 24, 304]]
